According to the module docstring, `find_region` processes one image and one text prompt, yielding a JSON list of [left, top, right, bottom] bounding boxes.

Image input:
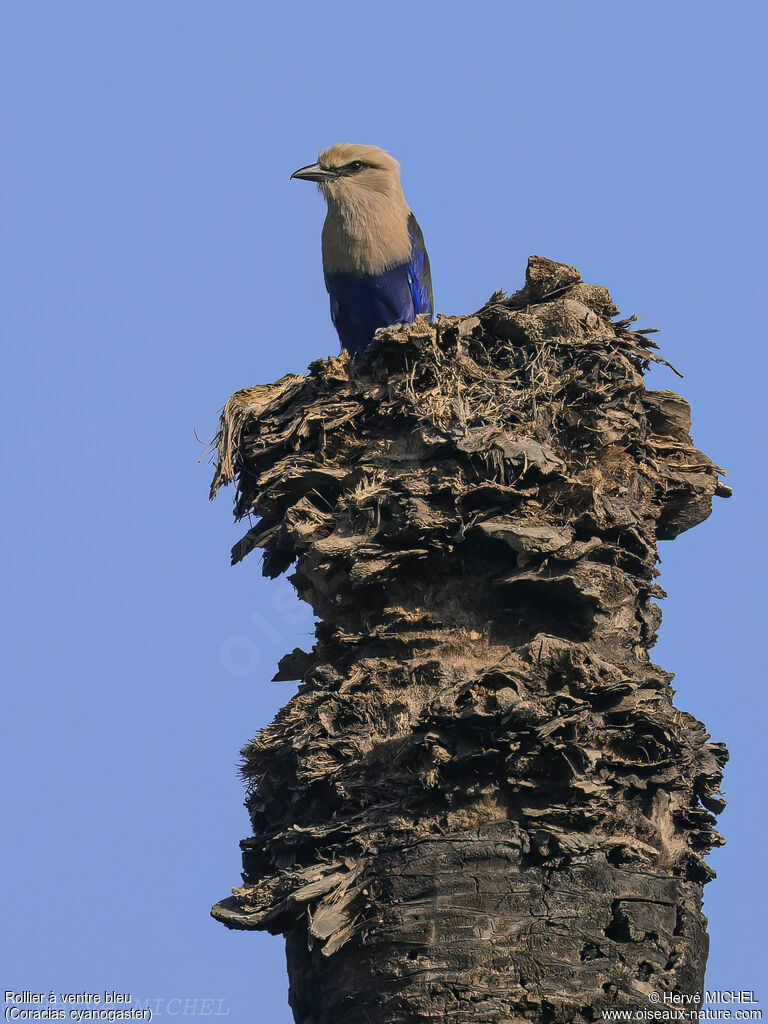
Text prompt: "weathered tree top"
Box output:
[[209, 257, 730, 1021]]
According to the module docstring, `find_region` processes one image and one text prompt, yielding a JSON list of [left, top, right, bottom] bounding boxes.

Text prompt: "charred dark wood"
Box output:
[[210, 257, 729, 1022]]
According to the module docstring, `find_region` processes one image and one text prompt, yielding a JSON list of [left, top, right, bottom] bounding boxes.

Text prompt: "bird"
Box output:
[[291, 143, 433, 356]]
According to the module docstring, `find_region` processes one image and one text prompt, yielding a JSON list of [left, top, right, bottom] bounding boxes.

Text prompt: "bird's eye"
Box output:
[[347, 161, 365, 172]]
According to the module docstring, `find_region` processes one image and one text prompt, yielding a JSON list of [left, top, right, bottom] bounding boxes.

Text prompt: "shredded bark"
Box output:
[[210, 256, 730, 1023]]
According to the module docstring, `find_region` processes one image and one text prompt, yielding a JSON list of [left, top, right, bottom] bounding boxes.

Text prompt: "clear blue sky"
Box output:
[[1, 2, 765, 1017]]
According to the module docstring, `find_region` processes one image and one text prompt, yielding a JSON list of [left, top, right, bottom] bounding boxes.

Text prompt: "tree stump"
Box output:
[[210, 257, 730, 1023]]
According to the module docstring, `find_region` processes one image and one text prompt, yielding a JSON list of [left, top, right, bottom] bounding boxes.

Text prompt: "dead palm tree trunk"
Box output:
[[210, 257, 730, 1023]]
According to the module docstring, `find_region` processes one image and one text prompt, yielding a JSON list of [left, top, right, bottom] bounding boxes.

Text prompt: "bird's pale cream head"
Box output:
[[291, 144, 404, 203], [291, 143, 412, 275]]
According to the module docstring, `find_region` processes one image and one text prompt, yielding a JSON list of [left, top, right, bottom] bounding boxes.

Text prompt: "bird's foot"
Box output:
[[374, 322, 409, 336]]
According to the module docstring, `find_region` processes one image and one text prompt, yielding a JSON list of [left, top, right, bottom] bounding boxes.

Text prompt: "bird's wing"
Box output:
[[406, 213, 433, 318]]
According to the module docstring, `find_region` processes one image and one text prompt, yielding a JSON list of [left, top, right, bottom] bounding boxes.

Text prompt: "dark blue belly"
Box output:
[[326, 265, 416, 355]]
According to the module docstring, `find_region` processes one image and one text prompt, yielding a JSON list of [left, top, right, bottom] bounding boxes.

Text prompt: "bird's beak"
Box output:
[[290, 162, 338, 183]]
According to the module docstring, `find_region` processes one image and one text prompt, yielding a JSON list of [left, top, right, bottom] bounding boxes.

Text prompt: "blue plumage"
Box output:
[[326, 215, 433, 356]]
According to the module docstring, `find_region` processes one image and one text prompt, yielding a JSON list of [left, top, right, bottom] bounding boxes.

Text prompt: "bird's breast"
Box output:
[[321, 199, 412, 277]]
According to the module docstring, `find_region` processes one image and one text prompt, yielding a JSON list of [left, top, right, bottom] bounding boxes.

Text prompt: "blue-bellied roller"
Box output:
[[291, 144, 433, 356]]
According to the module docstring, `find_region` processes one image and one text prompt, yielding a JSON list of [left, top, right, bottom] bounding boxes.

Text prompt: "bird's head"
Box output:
[[291, 144, 404, 205]]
